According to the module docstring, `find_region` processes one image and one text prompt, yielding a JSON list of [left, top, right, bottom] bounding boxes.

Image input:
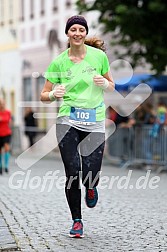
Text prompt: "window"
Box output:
[[48, 29, 60, 50], [40, 23, 46, 39], [66, 0, 71, 8], [53, 0, 58, 12], [40, 0, 45, 15], [30, 0, 34, 19], [30, 27, 35, 41], [0, 0, 4, 25], [36, 76, 44, 100], [10, 90, 15, 115], [36, 76, 46, 130], [20, 0, 24, 21], [21, 29, 25, 43], [9, 0, 13, 24], [23, 77, 32, 101]]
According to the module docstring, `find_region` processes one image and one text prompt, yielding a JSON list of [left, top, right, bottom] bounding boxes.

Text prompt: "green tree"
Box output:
[[77, 0, 167, 75]]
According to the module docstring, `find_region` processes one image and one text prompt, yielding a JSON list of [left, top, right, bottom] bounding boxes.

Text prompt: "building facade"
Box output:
[[1, 0, 161, 151], [0, 0, 21, 124], [0, 0, 101, 150]]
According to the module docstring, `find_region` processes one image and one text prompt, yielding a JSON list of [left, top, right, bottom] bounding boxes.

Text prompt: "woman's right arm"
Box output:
[[40, 80, 65, 102], [40, 80, 53, 102]]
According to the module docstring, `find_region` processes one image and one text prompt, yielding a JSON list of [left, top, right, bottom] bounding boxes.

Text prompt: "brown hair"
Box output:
[[67, 36, 106, 52], [85, 37, 105, 52]]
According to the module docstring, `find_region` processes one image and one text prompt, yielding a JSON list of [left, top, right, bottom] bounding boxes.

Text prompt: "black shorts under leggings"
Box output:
[[56, 124, 105, 220]]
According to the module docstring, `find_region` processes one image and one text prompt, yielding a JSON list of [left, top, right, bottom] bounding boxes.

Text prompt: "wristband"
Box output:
[[102, 78, 109, 89], [49, 90, 56, 101]]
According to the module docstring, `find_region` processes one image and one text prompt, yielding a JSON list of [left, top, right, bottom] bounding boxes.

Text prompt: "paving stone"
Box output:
[[0, 156, 167, 251], [0, 213, 18, 251]]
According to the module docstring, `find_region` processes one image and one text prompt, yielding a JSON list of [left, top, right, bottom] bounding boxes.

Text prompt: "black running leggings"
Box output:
[[56, 124, 105, 220]]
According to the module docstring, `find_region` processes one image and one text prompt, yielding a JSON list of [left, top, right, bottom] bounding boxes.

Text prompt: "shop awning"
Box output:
[[115, 74, 167, 92]]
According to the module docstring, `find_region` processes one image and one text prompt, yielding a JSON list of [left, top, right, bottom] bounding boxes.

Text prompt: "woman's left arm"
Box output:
[[103, 71, 115, 92], [93, 72, 115, 92]]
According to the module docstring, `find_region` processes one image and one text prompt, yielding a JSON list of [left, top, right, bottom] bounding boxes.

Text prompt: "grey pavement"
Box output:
[[0, 151, 167, 252], [0, 211, 18, 251]]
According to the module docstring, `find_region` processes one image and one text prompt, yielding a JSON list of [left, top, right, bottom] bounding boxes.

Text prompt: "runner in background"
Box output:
[[0, 98, 12, 174], [41, 15, 114, 238]]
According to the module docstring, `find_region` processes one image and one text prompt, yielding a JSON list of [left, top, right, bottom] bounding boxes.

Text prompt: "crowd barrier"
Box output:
[[11, 125, 167, 172], [107, 125, 167, 173]]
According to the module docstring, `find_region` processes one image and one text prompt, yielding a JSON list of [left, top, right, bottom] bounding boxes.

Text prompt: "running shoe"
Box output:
[[85, 187, 98, 208], [69, 219, 84, 238]]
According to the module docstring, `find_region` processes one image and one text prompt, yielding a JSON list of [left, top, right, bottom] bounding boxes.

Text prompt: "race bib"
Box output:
[[69, 107, 96, 125]]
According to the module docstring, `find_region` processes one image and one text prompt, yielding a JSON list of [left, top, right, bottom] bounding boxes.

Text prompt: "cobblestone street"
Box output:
[[0, 154, 167, 252]]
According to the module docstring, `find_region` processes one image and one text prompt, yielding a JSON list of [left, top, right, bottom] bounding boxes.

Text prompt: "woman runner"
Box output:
[[41, 15, 115, 238]]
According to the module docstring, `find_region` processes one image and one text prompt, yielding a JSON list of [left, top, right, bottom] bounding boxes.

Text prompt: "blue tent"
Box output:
[[115, 74, 167, 92]]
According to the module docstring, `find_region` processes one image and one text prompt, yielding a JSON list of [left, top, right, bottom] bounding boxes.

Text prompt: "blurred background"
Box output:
[[0, 0, 167, 155]]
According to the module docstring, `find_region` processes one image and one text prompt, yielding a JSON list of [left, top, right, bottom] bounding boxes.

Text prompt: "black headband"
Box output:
[[65, 15, 88, 34]]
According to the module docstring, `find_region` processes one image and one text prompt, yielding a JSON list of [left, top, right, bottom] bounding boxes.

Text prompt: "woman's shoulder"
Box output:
[[86, 44, 105, 54], [86, 45, 107, 62], [86, 45, 108, 67]]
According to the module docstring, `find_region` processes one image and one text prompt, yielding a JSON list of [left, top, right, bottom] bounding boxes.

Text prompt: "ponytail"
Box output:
[[84, 37, 105, 52]]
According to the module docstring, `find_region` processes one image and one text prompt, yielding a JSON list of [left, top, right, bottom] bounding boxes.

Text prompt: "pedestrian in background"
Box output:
[[149, 101, 167, 138], [41, 15, 115, 238], [24, 108, 37, 147], [0, 98, 12, 174]]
